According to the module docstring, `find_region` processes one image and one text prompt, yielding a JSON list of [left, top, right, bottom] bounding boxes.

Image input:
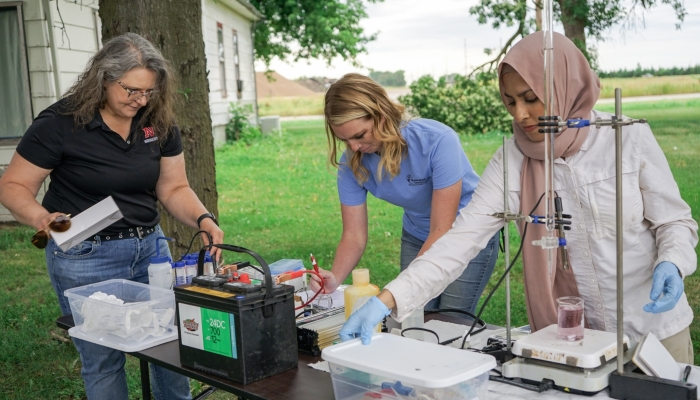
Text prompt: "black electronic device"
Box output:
[[175, 244, 298, 384]]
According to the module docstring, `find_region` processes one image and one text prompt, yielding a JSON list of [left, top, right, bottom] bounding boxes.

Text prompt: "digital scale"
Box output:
[[502, 325, 630, 395]]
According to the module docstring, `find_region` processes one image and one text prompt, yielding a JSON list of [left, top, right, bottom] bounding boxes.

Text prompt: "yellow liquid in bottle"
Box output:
[[344, 269, 381, 332]]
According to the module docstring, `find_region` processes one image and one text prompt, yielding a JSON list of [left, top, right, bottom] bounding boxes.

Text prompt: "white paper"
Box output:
[[51, 196, 123, 251]]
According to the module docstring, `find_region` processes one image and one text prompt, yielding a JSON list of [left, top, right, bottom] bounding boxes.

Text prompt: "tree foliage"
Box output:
[[598, 64, 700, 78], [369, 70, 406, 87], [399, 73, 512, 136], [469, 0, 688, 71], [252, 0, 382, 67]]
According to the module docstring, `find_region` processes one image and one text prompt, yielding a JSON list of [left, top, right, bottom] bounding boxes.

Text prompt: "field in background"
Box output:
[[258, 94, 324, 117], [599, 75, 700, 98], [0, 99, 698, 399], [257, 75, 700, 117]]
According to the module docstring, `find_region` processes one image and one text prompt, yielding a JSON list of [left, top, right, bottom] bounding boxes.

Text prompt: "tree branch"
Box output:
[[468, 16, 524, 77]]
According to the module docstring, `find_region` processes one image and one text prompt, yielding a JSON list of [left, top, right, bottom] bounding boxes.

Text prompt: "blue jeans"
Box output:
[[46, 225, 191, 400], [400, 229, 499, 316]]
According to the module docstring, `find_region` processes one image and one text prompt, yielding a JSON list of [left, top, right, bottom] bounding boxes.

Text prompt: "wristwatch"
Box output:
[[197, 212, 219, 228]]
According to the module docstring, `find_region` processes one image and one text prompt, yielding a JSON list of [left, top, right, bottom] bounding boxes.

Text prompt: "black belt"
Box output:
[[93, 226, 156, 241]]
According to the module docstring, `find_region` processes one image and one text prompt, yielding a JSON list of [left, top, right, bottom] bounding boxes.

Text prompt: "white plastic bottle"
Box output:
[[204, 253, 215, 276], [185, 259, 197, 284], [174, 261, 187, 286], [148, 237, 174, 289]]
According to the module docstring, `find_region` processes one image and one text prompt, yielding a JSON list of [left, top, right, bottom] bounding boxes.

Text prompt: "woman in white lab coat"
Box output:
[[339, 31, 697, 363]]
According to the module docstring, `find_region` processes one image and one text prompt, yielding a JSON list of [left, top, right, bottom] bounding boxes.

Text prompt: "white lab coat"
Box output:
[[385, 110, 697, 341]]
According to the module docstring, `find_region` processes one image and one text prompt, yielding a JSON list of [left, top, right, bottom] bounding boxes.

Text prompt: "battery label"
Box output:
[[178, 303, 238, 359]]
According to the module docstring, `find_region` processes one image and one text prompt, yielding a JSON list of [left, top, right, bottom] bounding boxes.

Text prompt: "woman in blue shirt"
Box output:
[[309, 73, 498, 315]]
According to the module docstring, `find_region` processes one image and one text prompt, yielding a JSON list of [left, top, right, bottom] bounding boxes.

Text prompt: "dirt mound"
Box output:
[[256, 71, 317, 98]]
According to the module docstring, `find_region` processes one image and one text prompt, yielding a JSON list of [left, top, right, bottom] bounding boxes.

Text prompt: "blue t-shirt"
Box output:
[[337, 119, 479, 241]]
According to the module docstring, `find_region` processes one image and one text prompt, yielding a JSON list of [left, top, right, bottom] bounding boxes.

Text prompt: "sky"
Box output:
[[256, 0, 700, 83]]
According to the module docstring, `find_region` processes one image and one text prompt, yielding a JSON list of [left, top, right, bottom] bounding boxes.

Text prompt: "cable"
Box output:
[[460, 192, 546, 349], [401, 328, 440, 343], [182, 230, 213, 259], [294, 270, 325, 310], [488, 375, 554, 393], [422, 308, 488, 345]]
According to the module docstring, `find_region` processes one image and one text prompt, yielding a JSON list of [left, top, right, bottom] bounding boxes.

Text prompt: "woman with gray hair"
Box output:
[[0, 32, 222, 399]]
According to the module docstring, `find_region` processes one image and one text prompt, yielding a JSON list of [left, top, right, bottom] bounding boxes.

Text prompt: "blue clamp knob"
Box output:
[[393, 381, 414, 396], [567, 119, 590, 128], [559, 238, 567, 247]]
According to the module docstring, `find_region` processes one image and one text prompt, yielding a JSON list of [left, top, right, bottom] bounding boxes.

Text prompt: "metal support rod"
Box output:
[[615, 88, 624, 375], [503, 136, 512, 352]]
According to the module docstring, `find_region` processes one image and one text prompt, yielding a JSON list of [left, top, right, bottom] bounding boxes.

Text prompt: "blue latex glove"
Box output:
[[339, 296, 391, 345], [643, 261, 684, 314]]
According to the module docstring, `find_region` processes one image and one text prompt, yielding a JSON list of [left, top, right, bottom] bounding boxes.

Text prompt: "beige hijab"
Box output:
[[497, 32, 601, 332]]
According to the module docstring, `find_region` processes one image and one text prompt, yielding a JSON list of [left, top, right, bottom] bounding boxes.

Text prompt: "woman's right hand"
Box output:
[[308, 268, 340, 294]]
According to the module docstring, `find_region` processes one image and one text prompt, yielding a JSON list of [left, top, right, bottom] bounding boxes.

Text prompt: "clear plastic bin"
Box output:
[[323, 333, 495, 400], [268, 259, 304, 275], [65, 279, 177, 352]]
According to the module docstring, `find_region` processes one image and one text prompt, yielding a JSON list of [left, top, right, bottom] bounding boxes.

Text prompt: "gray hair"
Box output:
[[63, 32, 177, 140]]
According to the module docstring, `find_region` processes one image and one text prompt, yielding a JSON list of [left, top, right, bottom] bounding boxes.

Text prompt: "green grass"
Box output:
[[1, 98, 698, 398]]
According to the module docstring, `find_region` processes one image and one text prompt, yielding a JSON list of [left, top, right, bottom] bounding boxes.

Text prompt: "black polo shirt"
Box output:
[[17, 98, 183, 235]]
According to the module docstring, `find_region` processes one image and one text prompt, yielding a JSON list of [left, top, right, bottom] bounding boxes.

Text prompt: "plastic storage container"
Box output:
[[322, 333, 495, 400], [268, 259, 304, 275], [65, 279, 178, 352]]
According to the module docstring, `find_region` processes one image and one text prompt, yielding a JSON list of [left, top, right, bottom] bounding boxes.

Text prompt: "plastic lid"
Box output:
[[185, 259, 197, 265], [352, 268, 370, 285], [322, 333, 496, 388], [204, 255, 212, 262], [173, 261, 186, 268]]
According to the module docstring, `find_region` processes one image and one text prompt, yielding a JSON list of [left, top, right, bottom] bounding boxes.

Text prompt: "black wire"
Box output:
[[460, 192, 546, 349], [488, 375, 554, 393], [400, 327, 440, 343], [182, 230, 213, 259], [295, 310, 308, 319], [423, 308, 488, 344]]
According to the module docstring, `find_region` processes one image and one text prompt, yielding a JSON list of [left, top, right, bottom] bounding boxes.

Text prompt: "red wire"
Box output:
[[294, 270, 325, 310]]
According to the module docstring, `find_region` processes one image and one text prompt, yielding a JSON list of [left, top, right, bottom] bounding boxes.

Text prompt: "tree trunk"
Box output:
[[99, 0, 218, 257], [534, 0, 542, 30], [556, 0, 587, 53]]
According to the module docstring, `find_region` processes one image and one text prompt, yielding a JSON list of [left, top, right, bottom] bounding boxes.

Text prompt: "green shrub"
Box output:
[[225, 102, 262, 144], [399, 72, 512, 135]]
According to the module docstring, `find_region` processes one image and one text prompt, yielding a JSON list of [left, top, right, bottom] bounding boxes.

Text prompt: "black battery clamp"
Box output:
[[197, 244, 278, 317]]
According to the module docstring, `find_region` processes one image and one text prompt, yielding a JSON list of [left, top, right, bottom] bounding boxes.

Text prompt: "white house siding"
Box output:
[[201, 0, 259, 146]]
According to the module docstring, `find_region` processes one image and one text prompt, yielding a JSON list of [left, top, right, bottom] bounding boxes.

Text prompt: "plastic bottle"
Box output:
[[174, 261, 187, 286], [344, 269, 380, 326], [204, 253, 215, 276], [185, 259, 197, 284], [148, 237, 174, 289]]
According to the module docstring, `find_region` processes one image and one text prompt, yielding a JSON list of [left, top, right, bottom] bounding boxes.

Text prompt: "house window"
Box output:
[[0, 2, 32, 139], [217, 22, 227, 98], [232, 30, 242, 99]]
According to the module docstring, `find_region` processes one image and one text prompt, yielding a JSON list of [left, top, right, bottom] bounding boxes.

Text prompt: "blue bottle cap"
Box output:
[[185, 259, 197, 265], [173, 261, 186, 268]]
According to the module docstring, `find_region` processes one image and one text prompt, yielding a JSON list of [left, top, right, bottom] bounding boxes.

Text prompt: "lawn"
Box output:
[[0, 98, 698, 399]]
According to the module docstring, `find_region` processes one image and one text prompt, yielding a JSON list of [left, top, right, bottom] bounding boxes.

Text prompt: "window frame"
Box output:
[[217, 22, 227, 98], [0, 1, 33, 141]]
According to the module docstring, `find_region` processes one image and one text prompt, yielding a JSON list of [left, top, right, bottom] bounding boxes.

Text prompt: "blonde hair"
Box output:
[[324, 73, 407, 184], [62, 33, 177, 141]]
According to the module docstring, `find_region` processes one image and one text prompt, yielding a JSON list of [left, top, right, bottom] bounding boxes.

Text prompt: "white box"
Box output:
[[322, 333, 495, 400], [51, 196, 123, 251], [65, 279, 177, 352]]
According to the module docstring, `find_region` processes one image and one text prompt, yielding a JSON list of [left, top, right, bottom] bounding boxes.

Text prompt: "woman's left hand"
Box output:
[[643, 261, 684, 314], [199, 218, 224, 262]]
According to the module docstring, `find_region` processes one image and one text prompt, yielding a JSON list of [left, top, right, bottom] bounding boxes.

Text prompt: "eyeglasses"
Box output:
[[117, 80, 158, 100], [32, 214, 72, 249]]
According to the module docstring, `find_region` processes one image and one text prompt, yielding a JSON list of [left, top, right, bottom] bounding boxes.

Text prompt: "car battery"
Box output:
[[175, 245, 298, 384]]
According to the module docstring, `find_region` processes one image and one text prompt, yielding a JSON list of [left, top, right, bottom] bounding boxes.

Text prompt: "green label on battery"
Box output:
[[202, 308, 236, 358]]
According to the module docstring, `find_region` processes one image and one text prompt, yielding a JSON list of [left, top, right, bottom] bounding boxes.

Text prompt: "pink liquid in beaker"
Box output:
[[557, 301, 584, 341]]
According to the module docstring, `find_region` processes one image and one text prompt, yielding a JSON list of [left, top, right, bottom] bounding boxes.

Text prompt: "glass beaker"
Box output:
[[556, 296, 584, 341]]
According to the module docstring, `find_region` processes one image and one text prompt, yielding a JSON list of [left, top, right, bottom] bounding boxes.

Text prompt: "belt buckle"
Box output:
[[136, 226, 144, 239]]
